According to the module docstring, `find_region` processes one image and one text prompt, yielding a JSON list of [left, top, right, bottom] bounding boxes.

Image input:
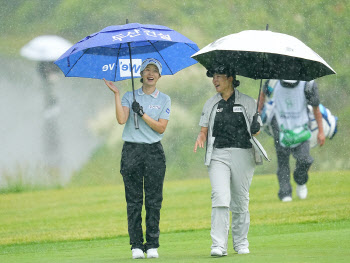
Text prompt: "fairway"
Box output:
[[0, 171, 349, 262]]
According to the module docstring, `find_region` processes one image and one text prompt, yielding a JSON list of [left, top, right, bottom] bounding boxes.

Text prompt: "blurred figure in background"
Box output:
[[258, 79, 325, 202], [37, 61, 62, 171]]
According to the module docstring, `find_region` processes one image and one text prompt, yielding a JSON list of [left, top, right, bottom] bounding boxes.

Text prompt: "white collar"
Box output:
[[137, 88, 159, 98]]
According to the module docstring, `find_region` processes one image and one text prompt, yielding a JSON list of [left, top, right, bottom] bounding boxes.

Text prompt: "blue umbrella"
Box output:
[[55, 22, 199, 128], [55, 22, 199, 82]]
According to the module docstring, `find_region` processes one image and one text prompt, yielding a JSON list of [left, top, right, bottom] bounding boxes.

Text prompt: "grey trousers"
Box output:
[[208, 147, 255, 252], [271, 118, 314, 199]]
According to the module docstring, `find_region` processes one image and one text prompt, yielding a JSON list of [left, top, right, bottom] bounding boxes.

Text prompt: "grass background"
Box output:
[[1, 170, 349, 262]]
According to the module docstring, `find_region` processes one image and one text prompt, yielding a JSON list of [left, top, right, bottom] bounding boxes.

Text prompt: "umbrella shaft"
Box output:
[[256, 78, 263, 113], [127, 42, 135, 101], [127, 42, 139, 129]]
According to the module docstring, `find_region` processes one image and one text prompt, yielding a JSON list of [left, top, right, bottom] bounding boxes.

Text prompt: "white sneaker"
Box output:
[[296, 184, 308, 199], [210, 248, 227, 257], [281, 196, 292, 202], [132, 248, 145, 259], [237, 248, 250, 254], [146, 248, 159, 258]]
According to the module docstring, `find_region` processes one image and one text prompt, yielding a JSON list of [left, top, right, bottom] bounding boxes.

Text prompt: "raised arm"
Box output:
[[104, 78, 129, 124]]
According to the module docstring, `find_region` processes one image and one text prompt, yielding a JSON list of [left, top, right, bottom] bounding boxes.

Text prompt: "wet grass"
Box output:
[[0, 171, 349, 262], [0, 165, 63, 194]]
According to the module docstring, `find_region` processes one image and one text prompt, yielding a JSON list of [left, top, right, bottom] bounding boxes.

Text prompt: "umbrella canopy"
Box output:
[[21, 35, 73, 61], [191, 30, 336, 81], [55, 23, 199, 81]]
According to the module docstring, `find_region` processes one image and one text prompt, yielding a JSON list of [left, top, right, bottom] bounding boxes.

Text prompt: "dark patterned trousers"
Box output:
[[120, 141, 166, 251]]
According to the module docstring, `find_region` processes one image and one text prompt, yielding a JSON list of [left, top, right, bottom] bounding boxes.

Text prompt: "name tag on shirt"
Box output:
[[233, 106, 243, 112], [149, 105, 161, 110]]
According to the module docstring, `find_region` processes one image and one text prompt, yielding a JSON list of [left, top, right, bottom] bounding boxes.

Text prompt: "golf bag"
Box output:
[[260, 80, 338, 148], [307, 104, 338, 148]]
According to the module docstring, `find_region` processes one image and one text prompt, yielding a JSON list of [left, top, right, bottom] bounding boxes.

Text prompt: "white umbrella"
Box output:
[[20, 35, 72, 61], [192, 29, 336, 81], [192, 29, 336, 119]]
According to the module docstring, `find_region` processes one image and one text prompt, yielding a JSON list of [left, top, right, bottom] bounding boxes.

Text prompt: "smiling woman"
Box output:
[[103, 58, 171, 259], [140, 59, 162, 84], [193, 65, 265, 257]]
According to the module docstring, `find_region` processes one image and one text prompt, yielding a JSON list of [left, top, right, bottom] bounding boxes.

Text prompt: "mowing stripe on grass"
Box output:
[[0, 171, 349, 245], [1, 221, 349, 263]]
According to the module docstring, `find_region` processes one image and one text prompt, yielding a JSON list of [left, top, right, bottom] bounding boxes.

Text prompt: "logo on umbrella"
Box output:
[[102, 59, 142, 77], [119, 59, 142, 77]]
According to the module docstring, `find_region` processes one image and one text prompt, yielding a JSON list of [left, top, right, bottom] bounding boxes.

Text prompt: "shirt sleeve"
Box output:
[[159, 97, 171, 120], [305, 81, 320, 106], [248, 98, 261, 125], [121, 92, 132, 108], [199, 103, 210, 127]]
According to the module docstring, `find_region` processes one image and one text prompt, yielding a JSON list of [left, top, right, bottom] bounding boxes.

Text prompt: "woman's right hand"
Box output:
[[194, 138, 205, 153], [193, 127, 208, 153], [103, 78, 119, 94]]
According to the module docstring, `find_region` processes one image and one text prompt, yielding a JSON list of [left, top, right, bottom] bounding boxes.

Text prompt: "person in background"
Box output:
[[258, 79, 325, 202], [194, 65, 262, 256], [104, 58, 171, 259]]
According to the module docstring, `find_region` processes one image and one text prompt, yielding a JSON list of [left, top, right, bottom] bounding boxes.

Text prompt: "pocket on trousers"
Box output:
[[120, 143, 134, 175], [156, 143, 166, 164]]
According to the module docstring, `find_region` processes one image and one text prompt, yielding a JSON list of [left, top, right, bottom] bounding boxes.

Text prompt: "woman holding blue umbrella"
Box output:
[[54, 22, 198, 259], [104, 58, 171, 259]]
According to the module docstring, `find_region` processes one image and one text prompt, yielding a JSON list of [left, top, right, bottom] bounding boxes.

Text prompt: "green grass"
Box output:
[[0, 171, 349, 262], [0, 165, 64, 194], [1, 222, 349, 263]]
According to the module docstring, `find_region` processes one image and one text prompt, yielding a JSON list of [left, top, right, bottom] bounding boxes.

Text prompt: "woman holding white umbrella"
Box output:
[[194, 65, 262, 256]]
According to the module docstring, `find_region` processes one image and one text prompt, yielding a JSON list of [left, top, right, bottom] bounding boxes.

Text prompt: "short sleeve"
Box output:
[[159, 97, 171, 120], [305, 81, 320, 106], [199, 104, 210, 127], [121, 92, 132, 108]]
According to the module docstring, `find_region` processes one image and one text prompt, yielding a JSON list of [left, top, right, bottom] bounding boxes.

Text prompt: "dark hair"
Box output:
[[206, 66, 240, 88], [233, 79, 240, 88], [280, 80, 299, 88]]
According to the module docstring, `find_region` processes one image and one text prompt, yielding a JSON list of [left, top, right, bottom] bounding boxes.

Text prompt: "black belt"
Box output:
[[124, 141, 161, 146]]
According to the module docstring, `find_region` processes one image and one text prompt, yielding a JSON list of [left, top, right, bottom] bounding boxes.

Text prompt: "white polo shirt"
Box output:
[[121, 88, 171, 143]]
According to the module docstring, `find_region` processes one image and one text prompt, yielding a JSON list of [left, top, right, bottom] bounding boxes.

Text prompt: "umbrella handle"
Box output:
[[252, 112, 259, 126], [134, 112, 139, 129]]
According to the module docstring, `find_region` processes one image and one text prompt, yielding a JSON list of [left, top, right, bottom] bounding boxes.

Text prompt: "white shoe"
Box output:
[[132, 248, 145, 259], [237, 248, 250, 254], [281, 196, 292, 202], [146, 248, 159, 258], [210, 248, 227, 257], [296, 184, 308, 199]]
